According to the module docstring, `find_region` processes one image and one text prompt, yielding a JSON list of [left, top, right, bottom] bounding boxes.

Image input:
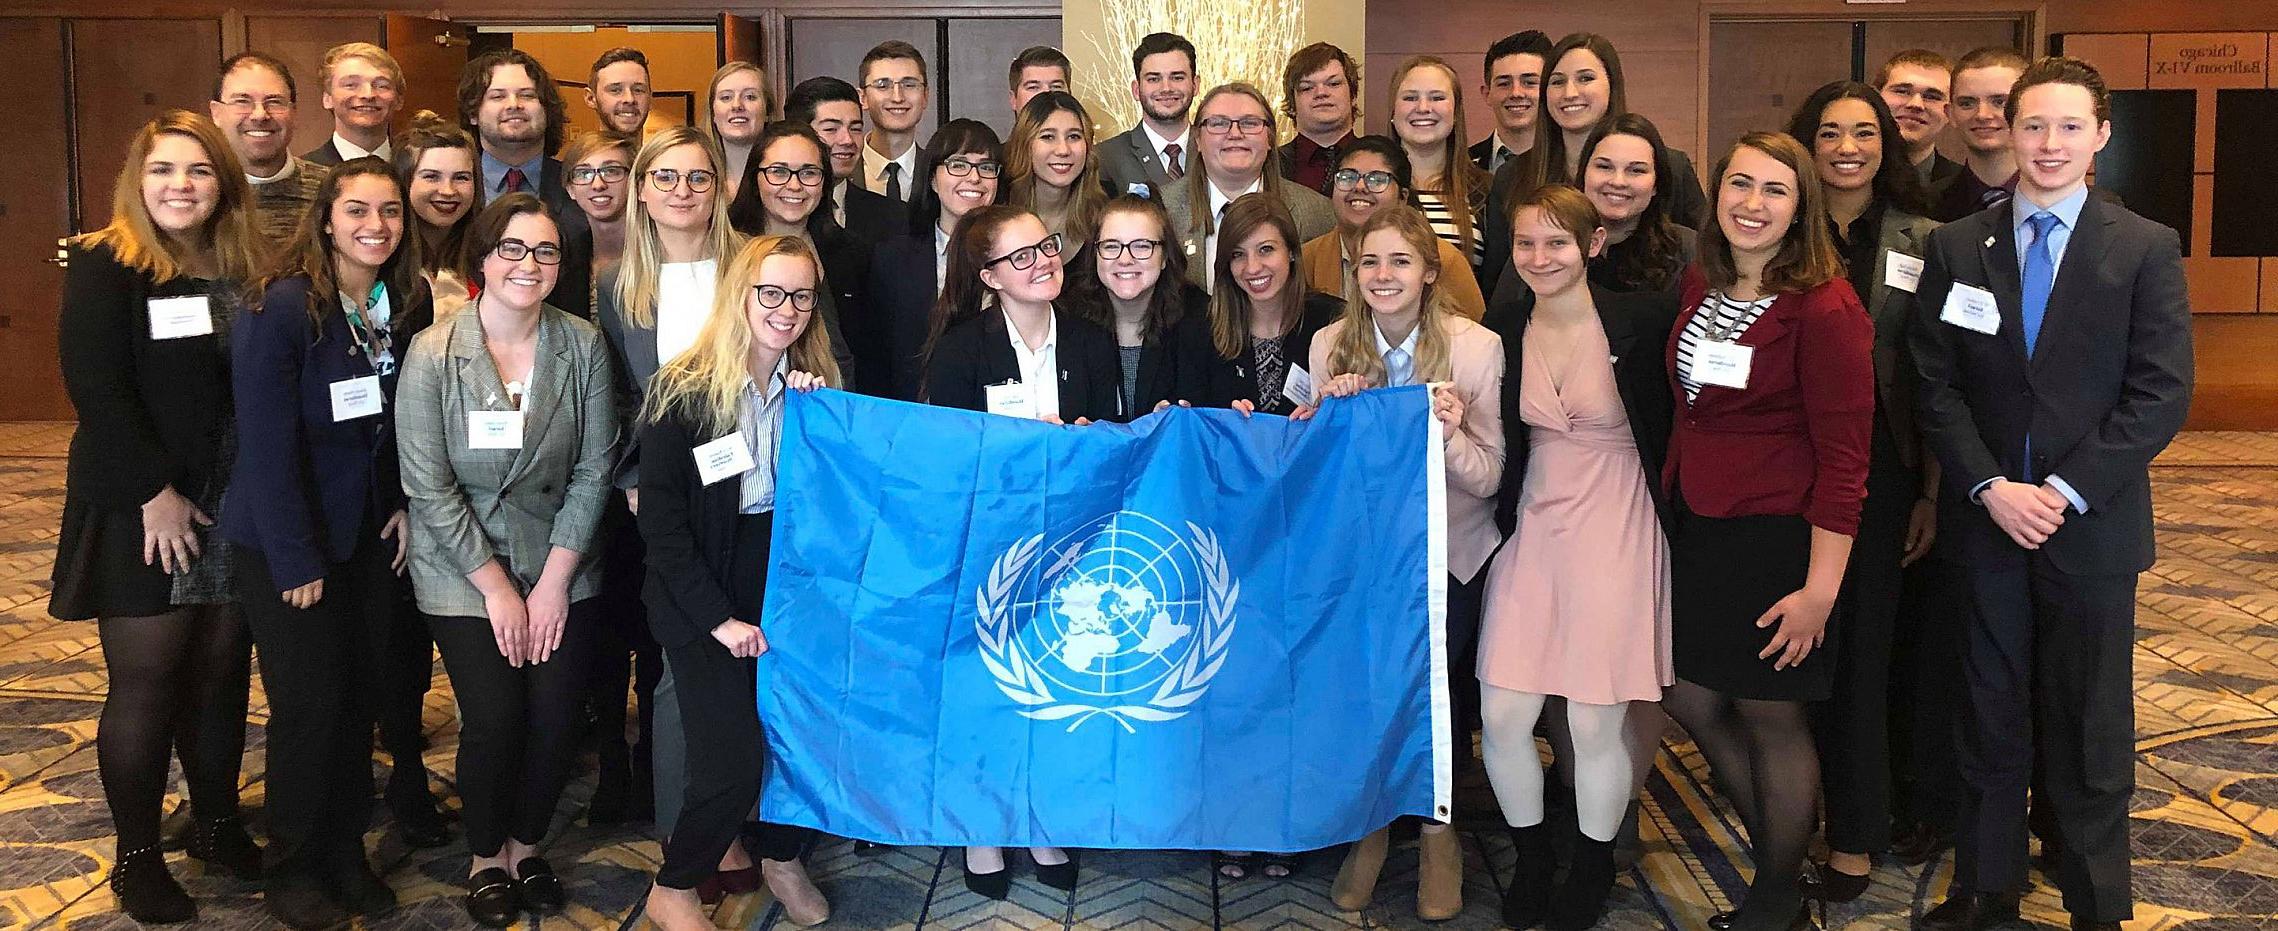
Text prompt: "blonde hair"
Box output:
[[74, 110, 268, 285], [560, 129, 634, 174], [1387, 56, 1490, 256], [1180, 83, 1286, 242], [700, 61, 773, 146], [642, 235, 841, 435], [615, 127, 743, 328], [319, 42, 403, 93], [1325, 204, 1454, 385]]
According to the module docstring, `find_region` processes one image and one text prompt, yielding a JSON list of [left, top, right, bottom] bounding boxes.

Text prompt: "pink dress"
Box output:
[[1475, 316, 1672, 705]]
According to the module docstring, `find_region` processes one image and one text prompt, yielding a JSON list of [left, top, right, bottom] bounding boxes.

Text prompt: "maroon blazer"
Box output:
[[1662, 265, 1874, 536]]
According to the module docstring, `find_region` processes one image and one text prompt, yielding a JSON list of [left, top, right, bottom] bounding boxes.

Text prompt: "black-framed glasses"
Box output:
[[1199, 115, 1270, 136], [940, 157, 1002, 179], [751, 284, 819, 311], [1094, 238, 1159, 261], [492, 238, 563, 265], [759, 164, 826, 187], [984, 233, 1063, 270], [1332, 169, 1396, 193], [645, 168, 716, 192], [570, 164, 630, 185], [864, 77, 927, 93]]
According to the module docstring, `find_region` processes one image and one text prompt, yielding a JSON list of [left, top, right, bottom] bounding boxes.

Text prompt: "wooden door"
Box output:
[[719, 12, 770, 111], [244, 15, 385, 159], [67, 18, 223, 233], [1706, 19, 1854, 163], [384, 14, 470, 135], [0, 18, 73, 420]]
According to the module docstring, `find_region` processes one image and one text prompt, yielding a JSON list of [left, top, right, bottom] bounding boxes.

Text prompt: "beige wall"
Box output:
[[1065, 0, 1364, 140]]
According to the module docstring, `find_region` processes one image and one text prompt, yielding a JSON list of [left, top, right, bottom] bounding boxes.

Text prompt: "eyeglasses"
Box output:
[[1332, 169, 1396, 193], [645, 168, 716, 192], [751, 284, 819, 311], [218, 95, 292, 114], [1094, 238, 1159, 261], [1199, 115, 1271, 136], [864, 77, 927, 93], [984, 233, 1063, 270], [570, 164, 630, 185], [759, 164, 826, 187], [940, 157, 1002, 179], [492, 238, 563, 265]]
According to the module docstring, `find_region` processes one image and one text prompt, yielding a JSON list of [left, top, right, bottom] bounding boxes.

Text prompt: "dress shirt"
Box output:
[[737, 358, 789, 513], [861, 136, 920, 202], [1285, 131, 1355, 194], [482, 150, 546, 197], [654, 259, 719, 366], [1373, 320, 1420, 387], [1004, 307, 1060, 420], [1143, 122, 1191, 175], [1202, 176, 1264, 289], [1969, 185, 2093, 514], [934, 225, 953, 297], [332, 132, 390, 162]]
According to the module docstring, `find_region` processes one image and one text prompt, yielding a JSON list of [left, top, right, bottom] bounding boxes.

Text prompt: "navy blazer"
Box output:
[[220, 274, 432, 590], [859, 231, 940, 403]]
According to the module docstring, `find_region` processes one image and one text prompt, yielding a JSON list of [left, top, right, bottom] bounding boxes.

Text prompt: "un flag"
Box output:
[[756, 387, 1451, 851]]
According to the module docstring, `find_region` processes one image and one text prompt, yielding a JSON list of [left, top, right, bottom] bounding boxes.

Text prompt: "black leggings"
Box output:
[[1665, 679, 1817, 930], [429, 600, 602, 857], [97, 604, 251, 852]]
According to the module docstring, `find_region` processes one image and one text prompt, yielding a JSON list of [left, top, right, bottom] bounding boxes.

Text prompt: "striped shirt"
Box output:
[[1676, 291, 1776, 402], [1414, 190, 1483, 270]]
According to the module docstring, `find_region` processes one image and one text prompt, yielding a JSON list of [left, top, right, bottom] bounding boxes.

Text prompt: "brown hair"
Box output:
[[590, 47, 649, 84], [1871, 48, 1951, 89], [1005, 91, 1108, 243], [1207, 192, 1307, 359], [457, 49, 568, 156], [263, 157, 426, 326], [1387, 56, 1491, 256], [859, 40, 929, 85], [921, 205, 1035, 395], [1070, 194, 1189, 342], [1008, 45, 1071, 91], [2005, 55, 2110, 125], [1281, 42, 1359, 125], [74, 110, 268, 286], [458, 192, 559, 291], [1325, 204, 1455, 384], [1500, 32, 1629, 204], [392, 110, 483, 280], [1954, 46, 2030, 78], [560, 129, 634, 175], [1510, 182, 1601, 245], [1697, 131, 1844, 294]]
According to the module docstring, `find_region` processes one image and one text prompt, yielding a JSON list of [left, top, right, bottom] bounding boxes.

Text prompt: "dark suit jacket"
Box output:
[[634, 400, 754, 649], [220, 274, 433, 590], [552, 209, 595, 320], [839, 182, 911, 247], [859, 231, 941, 403], [535, 157, 578, 223], [1066, 283, 1214, 418], [1099, 126, 1179, 199], [302, 138, 348, 168], [1908, 195, 2193, 575], [1194, 292, 1343, 411], [1483, 283, 1678, 536], [924, 308, 1122, 423], [1480, 146, 1708, 298], [1857, 207, 1941, 470]]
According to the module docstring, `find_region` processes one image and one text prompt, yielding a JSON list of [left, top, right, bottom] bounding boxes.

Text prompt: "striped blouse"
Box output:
[[1414, 190, 1484, 270], [1675, 290, 1776, 402]]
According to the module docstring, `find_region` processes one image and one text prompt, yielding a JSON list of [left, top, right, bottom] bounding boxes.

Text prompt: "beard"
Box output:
[[1141, 97, 1191, 124]]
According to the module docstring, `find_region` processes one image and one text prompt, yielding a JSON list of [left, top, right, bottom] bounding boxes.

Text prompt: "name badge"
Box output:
[[1691, 340, 1754, 390], [328, 375, 382, 421], [984, 381, 1038, 421], [1282, 364, 1314, 408], [467, 410, 524, 449], [1883, 251, 1924, 293], [1940, 281, 2000, 335], [692, 432, 756, 486], [147, 295, 213, 340]]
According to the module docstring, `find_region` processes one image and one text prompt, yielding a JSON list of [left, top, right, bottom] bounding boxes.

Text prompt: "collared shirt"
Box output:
[[1283, 130, 1355, 195], [1483, 135, 1524, 174], [332, 132, 391, 162], [2012, 184, 2088, 281], [1142, 122, 1191, 175], [736, 358, 790, 514], [1004, 307, 1060, 420], [933, 225, 953, 297], [481, 150, 547, 198], [1831, 201, 1887, 307], [1202, 176, 1264, 289], [655, 259, 719, 366], [830, 179, 851, 228], [861, 136, 919, 202], [1373, 320, 1421, 387]]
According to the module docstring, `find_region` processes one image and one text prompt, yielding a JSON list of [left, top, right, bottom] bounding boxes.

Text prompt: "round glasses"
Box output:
[[645, 168, 716, 193], [984, 233, 1063, 270], [752, 284, 818, 311], [491, 239, 563, 265]]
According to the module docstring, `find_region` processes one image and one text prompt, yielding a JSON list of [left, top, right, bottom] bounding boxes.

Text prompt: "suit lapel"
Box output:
[[1128, 132, 1169, 190], [447, 313, 515, 489], [2029, 197, 2112, 377], [503, 312, 568, 487], [1979, 214, 2030, 366]]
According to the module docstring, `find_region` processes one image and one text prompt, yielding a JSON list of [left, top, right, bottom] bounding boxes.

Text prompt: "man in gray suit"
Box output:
[[1159, 82, 1337, 290], [1098, 32, 1197, 201]]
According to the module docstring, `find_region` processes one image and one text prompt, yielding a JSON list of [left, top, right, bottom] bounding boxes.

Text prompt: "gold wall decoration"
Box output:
[[1068, 0, 1314, 138]]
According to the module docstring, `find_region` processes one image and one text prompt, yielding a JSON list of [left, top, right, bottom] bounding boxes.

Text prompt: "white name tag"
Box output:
[[985, 381, 1038, 420], [1940, 282, 2001, 335], [1691, 340, 1754, 390], [1883, 251, 1924, 293], [1282, 364, 1314, 408], [467, 410, 524, 449], [328, 375, 382, 421], [147, 295, 213, 340], [692, 432, 756, 486]]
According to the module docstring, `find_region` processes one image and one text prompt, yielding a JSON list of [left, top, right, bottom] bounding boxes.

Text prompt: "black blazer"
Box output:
[[925, 307, 1122, 423], [303, 138, 347, 168], [219, 273, 433, 589], [1067, 283, 1215, 419], [1909, 195, 2193, 576], [1481, 283, 1678, 536], [634, 401, 749, 649], [57, 242, 239, 511], [1479, 147, 1708, 297], [839, 183, 911, 247], [860, 231, 940, 403], [551, 207, 595, 320], [1194, 292, 1343, 412]]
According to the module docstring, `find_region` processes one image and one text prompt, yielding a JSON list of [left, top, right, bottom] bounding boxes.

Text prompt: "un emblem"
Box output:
[[975, 512, 1239, 732]]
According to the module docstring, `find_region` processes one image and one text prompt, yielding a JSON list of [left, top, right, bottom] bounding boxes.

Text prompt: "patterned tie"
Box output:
[[1164, 143, 1184, 180], [1385, 347, 1414, 388], [502, 166, 528, 194], [2022, 211, 2060, 358], [882, 162, 903, 202]]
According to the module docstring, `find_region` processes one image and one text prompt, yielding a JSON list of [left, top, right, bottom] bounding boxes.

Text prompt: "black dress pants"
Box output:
[[1809, 434, 1915, 853], [1954, 557, 2137, 922], [234, 523, 394, 886], [429, 598, 603, 856], [588, 502, 659, 784], [379, 576, 434, 793], [1889, 550, 1970, 834]]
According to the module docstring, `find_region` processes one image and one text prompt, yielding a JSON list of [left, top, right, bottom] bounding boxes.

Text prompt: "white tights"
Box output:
[[1480, 683, 1634, 842]]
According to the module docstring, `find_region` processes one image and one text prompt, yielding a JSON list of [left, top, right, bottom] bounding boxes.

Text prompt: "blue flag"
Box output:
[[756, 387, 1451, 852]]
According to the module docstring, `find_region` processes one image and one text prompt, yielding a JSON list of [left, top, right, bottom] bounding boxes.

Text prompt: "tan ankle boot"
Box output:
[[760, 858, 830, 926], [1416, 826, 1464, 920], [1330, 826, 1390, 910]]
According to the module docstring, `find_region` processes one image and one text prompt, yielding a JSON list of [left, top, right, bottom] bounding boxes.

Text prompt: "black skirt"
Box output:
[[48, 499, 229, 620], [1670, 508, 1830, 701]]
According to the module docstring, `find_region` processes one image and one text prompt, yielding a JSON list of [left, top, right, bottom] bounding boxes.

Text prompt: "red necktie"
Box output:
[[503, 167, 528, 193]]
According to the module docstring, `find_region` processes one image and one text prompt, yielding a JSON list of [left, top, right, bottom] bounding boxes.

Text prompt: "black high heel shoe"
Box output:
[[1798, 860, 1870, 903], [1035, 851, 1080, 892], [963, 862, 1011, 900]]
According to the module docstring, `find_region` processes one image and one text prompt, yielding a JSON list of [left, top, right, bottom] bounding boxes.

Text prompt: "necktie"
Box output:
[[502, 166, 527, 194], [2022, 211, 2059, 358], [882, 162, 903, 202], [1164, 143, 1184, 180], [1385, 347, 1414, 388]]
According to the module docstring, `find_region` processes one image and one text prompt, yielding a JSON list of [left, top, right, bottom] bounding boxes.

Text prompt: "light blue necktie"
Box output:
[[1385, 347, 1414, 388], [2021, 212, 2060, 358]]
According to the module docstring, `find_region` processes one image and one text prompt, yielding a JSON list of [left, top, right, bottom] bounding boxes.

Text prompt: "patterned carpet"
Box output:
[[0, 421, 2273, 931]]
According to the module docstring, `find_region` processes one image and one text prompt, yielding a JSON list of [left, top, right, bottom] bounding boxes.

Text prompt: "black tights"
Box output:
[[97, 605, 252, 852], [1664, 678, 1816, 930]]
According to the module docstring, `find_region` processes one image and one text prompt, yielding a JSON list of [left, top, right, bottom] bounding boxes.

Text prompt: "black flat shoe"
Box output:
[[184, 814, 264, 881], [331, 857, 397, 916], [1709, 911, 1736, 930], [1799, 861, 1871, 903], [266, 877, 351, 930], [1887, 822, 1949, 866], [515, 856, 567, 913], [963, 862, 1011, 900], [1918, 892, 2021, 931], [111, 846, 195, 924], [391, 797, 453, 849], [1035, 852, 1080, 892], [466, 867, 520, 928]]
